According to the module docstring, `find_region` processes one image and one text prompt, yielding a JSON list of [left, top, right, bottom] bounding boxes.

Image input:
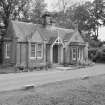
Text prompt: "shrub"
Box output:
[[89, 47, 105, 63], [88, 48, 97, 60]]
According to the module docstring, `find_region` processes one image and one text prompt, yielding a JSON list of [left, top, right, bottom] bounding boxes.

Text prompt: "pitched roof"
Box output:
[[7, 21, 77, 43], [37, 25, 74, 44], [48, 36, 57, 44], [8, 21, 36, 41], [63, 32, 75, 42], [37, 26, 58, 41]]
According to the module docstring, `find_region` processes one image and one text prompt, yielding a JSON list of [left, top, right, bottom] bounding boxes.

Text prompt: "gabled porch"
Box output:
[[68, 42, 86, 64], [50, 36, 64, 64], [47, 41, 88, 67]]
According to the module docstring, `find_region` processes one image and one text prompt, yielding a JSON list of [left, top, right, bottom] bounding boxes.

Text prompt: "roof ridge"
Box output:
[[11, 20, 35, 25], [49, 26, 74, 32]]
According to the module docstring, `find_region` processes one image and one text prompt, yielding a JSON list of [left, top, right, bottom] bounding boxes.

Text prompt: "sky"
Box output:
[[45, 0, 93, 11], [45, 0, 105, 41]]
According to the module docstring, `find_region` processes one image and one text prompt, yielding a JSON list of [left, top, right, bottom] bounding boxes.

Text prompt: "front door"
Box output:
[[53, 45, 58, 63]]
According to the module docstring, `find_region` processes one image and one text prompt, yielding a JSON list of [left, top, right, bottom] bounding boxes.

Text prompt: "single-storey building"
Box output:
[[3, 20, 88, 68]]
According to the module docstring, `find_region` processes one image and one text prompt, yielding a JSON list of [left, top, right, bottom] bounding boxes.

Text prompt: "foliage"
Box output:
[[87, 0, 105, 40], [54, 0, 105, 41], [88, 48, 97, 60], [73, 4, 90, 32], [89, 39, 103, 47], [88, 47, 105, 63], [30, 0, 46, 24], [0, 0, 46, 30], [55, 11, 74, 28], [0, 0, 31, 29], [53, 0, 71, 12]]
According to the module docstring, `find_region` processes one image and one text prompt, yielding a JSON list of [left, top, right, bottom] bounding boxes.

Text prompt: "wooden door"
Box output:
[[53, 45, 58, 63]]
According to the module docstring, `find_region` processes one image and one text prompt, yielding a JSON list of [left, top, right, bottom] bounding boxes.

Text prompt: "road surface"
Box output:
[[0, 64, 105, 92]]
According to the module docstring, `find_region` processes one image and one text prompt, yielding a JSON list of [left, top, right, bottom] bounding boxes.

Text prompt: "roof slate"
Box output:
[[11, 21, 36, 41], [36, 25, 74, 44], [7, 21, 76, 44], [37, 26, 58, 41], [63, 32, 75, 42]]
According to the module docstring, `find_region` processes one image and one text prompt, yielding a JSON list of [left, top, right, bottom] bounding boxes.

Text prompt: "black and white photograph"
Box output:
[[0, 0, 105, 104]]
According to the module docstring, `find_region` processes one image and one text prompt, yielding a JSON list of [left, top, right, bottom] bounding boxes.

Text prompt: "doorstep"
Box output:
[[56, 65, 89, 70], [56, 66, 78, 70]]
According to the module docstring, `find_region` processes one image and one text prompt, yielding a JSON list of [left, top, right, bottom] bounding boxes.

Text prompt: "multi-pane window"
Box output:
[[72, 48, 77, 61], [36, 44, 43, 58], [5, 43, 10, 58], [31, 43, 36, 58], [30, 43, 43, 59]]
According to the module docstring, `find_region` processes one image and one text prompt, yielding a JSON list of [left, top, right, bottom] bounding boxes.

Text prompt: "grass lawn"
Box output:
[[1, 74, 105, 105]]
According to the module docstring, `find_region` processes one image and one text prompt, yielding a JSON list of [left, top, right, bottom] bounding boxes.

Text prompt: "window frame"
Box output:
[[72, 47, 77, 61], [30, 43, 43, 59], [30, 43, 36, 59], [36, 43, 43, 59], [5, 42, 10, 59]]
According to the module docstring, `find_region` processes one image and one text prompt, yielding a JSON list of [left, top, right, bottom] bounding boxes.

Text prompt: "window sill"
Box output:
[[5, 56, 10, 59], [30, 57, 43, 60]]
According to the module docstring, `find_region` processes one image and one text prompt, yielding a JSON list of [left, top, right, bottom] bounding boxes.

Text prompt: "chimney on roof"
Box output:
[[73, 21, 78, 31], [41, 12, 56, 27]]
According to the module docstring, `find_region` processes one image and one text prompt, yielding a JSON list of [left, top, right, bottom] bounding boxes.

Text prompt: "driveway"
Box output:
[[0, 64, 105, 92]]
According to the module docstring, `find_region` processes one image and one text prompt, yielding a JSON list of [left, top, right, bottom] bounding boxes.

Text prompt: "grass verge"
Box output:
[[1, 74, 105, 104]]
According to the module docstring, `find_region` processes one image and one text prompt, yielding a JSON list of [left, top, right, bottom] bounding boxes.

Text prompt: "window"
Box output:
[[5, 43, 10, 58], [36, 44, 43, 58], [30, 43, 43, 59], [72, 48, 77, 61], [30, 43, 36, 58], [77, 48, 80, 60]]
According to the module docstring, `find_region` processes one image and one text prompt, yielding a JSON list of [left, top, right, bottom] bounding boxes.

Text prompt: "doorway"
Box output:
[[53, 45, 58, 63]]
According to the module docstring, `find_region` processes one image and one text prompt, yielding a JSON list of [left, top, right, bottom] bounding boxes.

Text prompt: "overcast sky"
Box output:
[[45, 0, 105, 41], [45, 0, 93, 11]]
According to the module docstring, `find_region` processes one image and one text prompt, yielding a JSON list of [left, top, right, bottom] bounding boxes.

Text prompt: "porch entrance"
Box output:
[[51, 36, 64, 64], [52, 44, 63, 64], [53, 45, 58, 63]]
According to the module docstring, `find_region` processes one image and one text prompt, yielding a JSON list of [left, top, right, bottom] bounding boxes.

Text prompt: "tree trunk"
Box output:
[[96, 27, 98, 38]]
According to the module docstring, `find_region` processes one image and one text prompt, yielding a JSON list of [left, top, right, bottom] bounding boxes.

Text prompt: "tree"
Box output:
[[30, 0, 46, 24], [53, 2, 77, 29], [52, 0, 71, 13], [0, 0, 47, 34], [73, 4, 90, 32], [0, 0, 31, 29], [87, 0, 105, 40], [68, 0, 105, 40]]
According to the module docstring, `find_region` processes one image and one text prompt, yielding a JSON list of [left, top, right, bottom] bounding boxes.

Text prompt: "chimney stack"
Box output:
[[41, 12, 56, 27], [73, 21, 78, 31], [41, 12, 52, 27]]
